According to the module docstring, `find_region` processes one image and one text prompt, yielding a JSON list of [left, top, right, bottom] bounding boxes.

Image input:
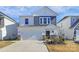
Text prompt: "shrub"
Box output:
[[43, 35, 47, 40], [44, 35, 64, 44]]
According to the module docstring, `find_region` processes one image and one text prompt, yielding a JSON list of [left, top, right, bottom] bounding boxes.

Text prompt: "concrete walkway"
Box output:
[[0, 40, 48, 52]]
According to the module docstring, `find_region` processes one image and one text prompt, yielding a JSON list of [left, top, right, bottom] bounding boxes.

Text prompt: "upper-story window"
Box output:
[[25, 18, 28, 24], [44, 18, 47, 24], [39, 17, 51, 25], [71, 17, 78, 26], [48, 17, 51, 24], [39, 18, 42, 24]]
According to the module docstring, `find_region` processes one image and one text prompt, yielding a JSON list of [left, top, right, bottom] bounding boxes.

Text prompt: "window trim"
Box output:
[[43, 17, 47, 24], [47, 17, 51, 24], [39, 17, 51, 25]]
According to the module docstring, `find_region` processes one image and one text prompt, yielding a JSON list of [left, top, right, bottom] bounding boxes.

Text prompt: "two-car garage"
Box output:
[[18, 26, 45, 40]]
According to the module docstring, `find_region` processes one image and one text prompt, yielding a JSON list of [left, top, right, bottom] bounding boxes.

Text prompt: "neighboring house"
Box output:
[[57, 16, 79, 41], [19, 7, 59, 40], [0, 12, 18, 40]]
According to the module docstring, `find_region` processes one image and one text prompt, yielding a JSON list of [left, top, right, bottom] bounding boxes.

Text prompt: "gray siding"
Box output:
[[34, 16, 39, 26], [34, 16, 56, 26], [3, 24, 18, 39], [51, 16, 56, 25]]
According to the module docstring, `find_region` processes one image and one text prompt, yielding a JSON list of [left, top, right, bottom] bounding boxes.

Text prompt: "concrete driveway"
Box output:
[[0, 39, 48, 52]]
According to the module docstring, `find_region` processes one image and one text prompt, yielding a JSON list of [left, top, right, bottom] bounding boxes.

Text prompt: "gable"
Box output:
[[71, 20, 79, 29], [57, 16, 71, 29], [4, 17, 15, 26], [32, 7, 57, 16], [58, 16, 79, 29], [58, 16, 69, 23], [70, 16, 79, 28], [0, 12, 16, 24], [57, 16, 71, 25]]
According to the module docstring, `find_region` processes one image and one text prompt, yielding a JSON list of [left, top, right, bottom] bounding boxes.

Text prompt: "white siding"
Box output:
[[57, 17, 71, 29], [19, 16, 34, 26], [1, 17, 17, 39], [64, 29, 74, 39], [4, 18, 15, 26], [57, 17, 74, 39], [1, 27, 6, 39]]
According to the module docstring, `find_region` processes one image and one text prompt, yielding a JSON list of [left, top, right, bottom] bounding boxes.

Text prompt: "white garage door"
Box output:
[[19, 27, 44, 40]]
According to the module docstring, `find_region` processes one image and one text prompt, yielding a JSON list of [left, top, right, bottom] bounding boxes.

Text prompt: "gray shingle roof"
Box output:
[[0, 11, 16, 23]]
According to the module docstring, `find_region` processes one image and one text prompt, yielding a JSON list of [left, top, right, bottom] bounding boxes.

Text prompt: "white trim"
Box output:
[[39, 17, 42, 24], [73, 22, 79, 29], [39, 17, 51, 25], [47, 17, 51, 24]]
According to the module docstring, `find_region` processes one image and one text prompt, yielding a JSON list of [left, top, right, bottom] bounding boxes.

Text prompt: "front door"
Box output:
[[46, 31, 50, 39]]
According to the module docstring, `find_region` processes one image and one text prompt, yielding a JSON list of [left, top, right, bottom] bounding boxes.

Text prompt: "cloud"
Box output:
[[54, 6, 79, 22], [0, 6, 31, 22], [0, 6, 79, 22], [0, 6, 42, 22]]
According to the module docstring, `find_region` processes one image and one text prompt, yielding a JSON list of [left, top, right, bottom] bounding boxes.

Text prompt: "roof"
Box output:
[[58, 16, 79, 23], [20, 6, 57, 16], [70, 19, 79, 28], [0, 11, 16, 23], [58, 16, 79, 28], [57, 16, 69, 23]]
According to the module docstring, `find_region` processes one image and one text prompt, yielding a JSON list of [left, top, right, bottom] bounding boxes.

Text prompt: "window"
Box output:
[[48, 17, 51, 24], [39, 18, 42, 24], [39, 17, 51, 25], [25, 18, 28, 24], [44, 18, 47, 24], [71, 17, 78, 26]]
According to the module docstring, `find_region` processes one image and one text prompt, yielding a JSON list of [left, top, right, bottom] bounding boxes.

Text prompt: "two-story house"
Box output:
[[57, 16, 79, 41], [0, 11, 18, 40], [19, 7, 59, 40]]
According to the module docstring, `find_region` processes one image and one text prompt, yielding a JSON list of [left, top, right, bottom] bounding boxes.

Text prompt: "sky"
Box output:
[[0, 6, 79, 22]]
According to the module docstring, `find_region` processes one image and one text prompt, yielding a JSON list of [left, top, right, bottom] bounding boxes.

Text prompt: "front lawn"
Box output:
[[0, 41, 14, 48], [46, 40, 79, 52]]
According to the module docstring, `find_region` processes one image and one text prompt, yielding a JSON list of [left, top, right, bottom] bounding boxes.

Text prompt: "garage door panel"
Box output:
[[20, 29, 42, 40]]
